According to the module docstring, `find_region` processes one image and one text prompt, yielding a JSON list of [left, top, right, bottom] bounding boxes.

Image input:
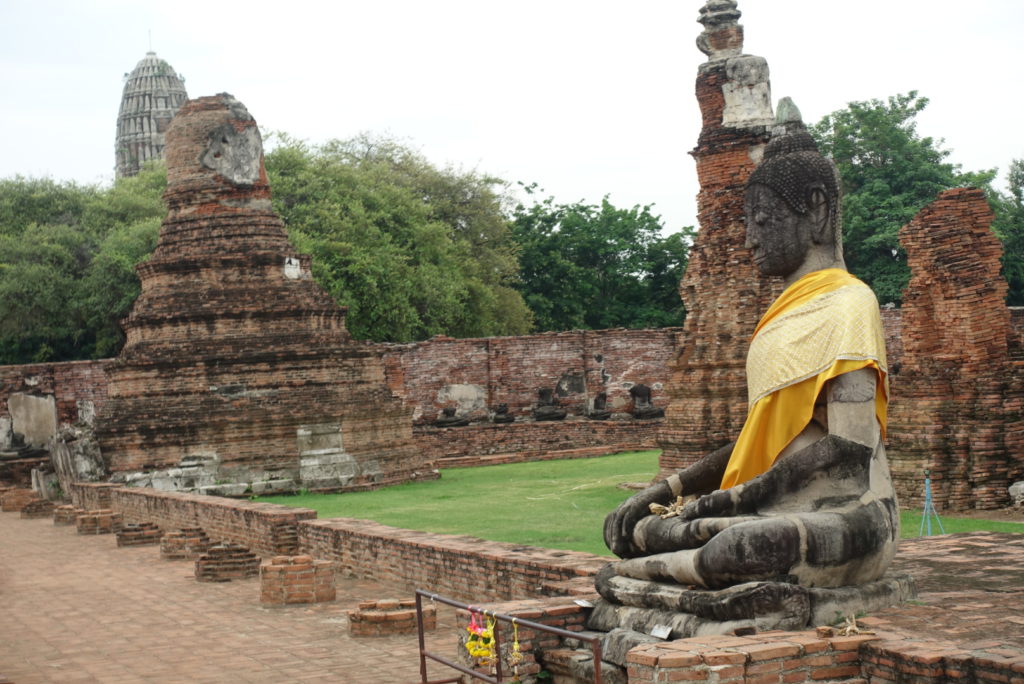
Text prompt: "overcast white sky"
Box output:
[[1, 0, 1022, 233]]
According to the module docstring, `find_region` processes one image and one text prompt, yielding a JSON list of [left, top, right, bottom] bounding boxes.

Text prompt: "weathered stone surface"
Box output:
[[95, 94, 428, 494], [1010, 481, 1024, 506], [115, 52, 188, 178], [589, 573, 914, 638]]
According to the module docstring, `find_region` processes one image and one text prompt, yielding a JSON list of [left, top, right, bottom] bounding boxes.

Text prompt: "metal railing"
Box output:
[[416, 589, 603, 684]]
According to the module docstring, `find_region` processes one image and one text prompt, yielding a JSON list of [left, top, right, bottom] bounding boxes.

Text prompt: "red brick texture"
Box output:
[[109, 487, 316, 556], [297, 517, 606, 602], [346, 598, 431, 636], [92, 95, 425, 491], [194, 543, 260, 582], [160, 527, 212, 560], [467, 598, 591, 679], [0, 488, 38, 512], [0, 359, 111, 427], [656, 50, 781, 475], [76, 509, 123, 535], [888, 188, 1024, 509], [260, 555, 336, 605], [415, 421, 656, 468], [383, 328, 682, 424]]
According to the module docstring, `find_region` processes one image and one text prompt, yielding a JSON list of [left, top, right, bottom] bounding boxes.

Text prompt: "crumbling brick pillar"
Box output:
[[657, 1, 781, 474], [888, 188, 1024, 509], [116, 522, 163, 547], [19, 499, 55, 519], [76, 509, 123, 534], [53, 505, 82, 525], [259, 555, 336, 605], [194, 543, 260, 582], [160, 528, 211, 560]]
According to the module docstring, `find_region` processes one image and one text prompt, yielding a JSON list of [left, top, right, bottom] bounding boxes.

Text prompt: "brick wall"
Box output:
[[0, 359, 112, 427], [108, 487, 317, 556], [888, 188, 1024, 510], [382, 328, 682, 424], [416, 420, 657, 467], [298, 517, 604, 602]]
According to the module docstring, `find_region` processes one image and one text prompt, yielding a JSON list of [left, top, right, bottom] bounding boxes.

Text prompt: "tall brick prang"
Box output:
[[95, 94, 428, 494], [657, 0, 782, 473], [888, 188, 1024, 509]]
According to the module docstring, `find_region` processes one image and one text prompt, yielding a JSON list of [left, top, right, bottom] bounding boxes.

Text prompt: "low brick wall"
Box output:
[[109, 487, 317, 556], [298, 518, 605, 602], [416, 420, 657, 467], [69, 482, 118, 510]]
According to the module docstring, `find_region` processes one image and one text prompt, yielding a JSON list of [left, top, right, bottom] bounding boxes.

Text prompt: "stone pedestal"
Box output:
[[260, 555, 336, 605], [116, 522, 163, 547], [591, 568, 916, 638], [76, 509, 123, 535], [195, 543, 260, 582], [160, 528, 211, 560], [348, 599, 433, 637]]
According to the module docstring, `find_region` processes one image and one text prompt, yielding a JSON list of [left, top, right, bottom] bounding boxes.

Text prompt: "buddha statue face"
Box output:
[[743, 107, 842, 279], [744, 184, 820, 278]]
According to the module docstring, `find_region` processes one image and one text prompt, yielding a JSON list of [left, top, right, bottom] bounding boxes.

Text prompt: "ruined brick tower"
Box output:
[[887, 188, 1024, 509], [96, 94, 428, 494], [657, 0, 783, 473], [115, 52, 188, 178]]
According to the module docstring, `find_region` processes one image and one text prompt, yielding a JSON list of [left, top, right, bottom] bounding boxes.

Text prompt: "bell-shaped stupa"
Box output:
[[97, 94, 429, 495]]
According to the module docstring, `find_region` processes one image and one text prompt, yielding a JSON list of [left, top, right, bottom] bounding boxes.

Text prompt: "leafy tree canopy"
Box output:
[[810, 91, 1000, 305], [264, 134, 533, 341], [0, 164, 165, 364], [511, 186, 692, 331]]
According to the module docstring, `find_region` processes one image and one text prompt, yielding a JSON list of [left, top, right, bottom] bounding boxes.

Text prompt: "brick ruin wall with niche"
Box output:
[[0, 328, 682, 480], [3, 307, 1020, 504]]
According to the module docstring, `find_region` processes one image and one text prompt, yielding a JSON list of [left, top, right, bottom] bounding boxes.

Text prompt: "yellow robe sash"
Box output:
[[720, 268, 888, 490]]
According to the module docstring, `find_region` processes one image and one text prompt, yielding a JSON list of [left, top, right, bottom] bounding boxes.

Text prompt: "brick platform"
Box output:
[[0, 488, 38, 512], [76, 509, 123, 534], [160, 527, 212, 560], [18, 499, 54, 519], [260, 555, 336, 605], [194, 543, 260, 582], [348, 599, 435, 637], [116, 522, 163, 547], [52, 504, 82, 525]]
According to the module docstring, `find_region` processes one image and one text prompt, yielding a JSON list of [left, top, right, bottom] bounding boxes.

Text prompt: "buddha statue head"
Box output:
[[744, 98, 844, 280]]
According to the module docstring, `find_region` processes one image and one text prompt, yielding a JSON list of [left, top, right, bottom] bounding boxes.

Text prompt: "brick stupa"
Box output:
[[96, 94, 429, 494], [657, 0, 783, 473]]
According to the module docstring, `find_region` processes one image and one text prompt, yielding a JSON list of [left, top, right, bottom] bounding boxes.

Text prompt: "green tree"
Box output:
[[511, 189, 692, 331], [991, 159, 1024, 305], [265, 134, 533, 342], [0, 164, 165, 364], [811, 92, 996, 305]]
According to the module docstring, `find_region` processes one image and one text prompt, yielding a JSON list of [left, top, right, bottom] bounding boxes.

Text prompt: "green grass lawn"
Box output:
[[256, 451, 1024, 556]]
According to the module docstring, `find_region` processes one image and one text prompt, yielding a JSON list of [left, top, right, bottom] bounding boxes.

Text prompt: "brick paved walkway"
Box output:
[[3, 510, 1023, 683], [0, 513, 462, 683]]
